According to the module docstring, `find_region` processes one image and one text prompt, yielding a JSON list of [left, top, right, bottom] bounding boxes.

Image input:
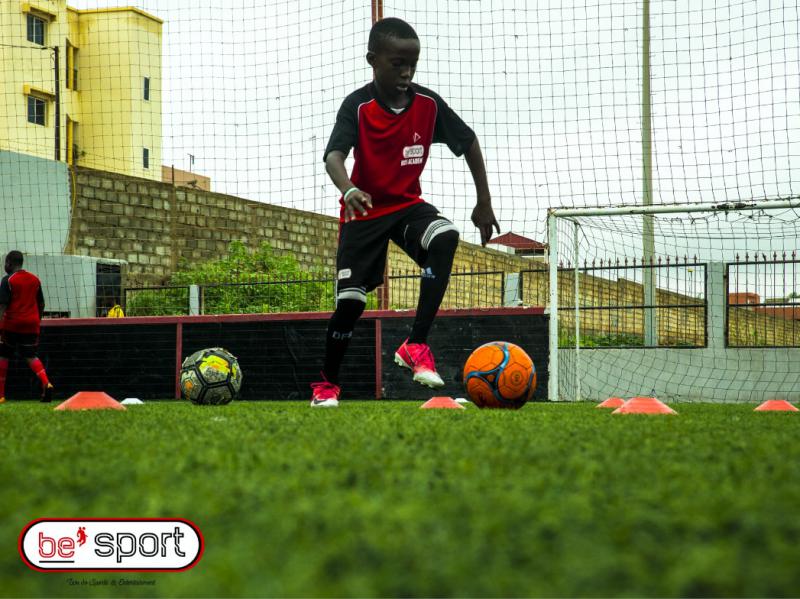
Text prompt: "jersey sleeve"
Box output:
[[432, 94, 476, 157], [0, 276, 10, 306], [323, 96, 359, 162]]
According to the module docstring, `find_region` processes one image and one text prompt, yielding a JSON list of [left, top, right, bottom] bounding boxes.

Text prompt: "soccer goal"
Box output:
[[547, 198, 800, 403]]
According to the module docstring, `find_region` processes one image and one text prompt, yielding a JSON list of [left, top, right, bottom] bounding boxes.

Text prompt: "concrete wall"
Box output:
[[0, 150, 71, 255], [558, 263, 800, 402], [559, 346, 800, 403]]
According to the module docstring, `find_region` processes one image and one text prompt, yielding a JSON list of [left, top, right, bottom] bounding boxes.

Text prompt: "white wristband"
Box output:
[[343, 187, 360, 202]]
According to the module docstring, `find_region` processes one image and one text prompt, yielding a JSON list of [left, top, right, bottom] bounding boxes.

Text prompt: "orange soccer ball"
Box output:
[[463, 341, 536, 409]]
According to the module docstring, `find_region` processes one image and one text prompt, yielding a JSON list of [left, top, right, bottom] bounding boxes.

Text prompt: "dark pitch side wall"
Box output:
[[4, 312, 547, 402]]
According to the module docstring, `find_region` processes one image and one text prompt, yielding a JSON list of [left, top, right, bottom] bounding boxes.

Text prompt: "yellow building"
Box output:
[[0, 1, 162, 180]]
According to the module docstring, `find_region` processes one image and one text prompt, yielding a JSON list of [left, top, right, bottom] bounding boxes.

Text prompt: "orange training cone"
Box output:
[[612, 396, 677, 415], [596, 397, 626, 409], [420, 396, 465, 410], [55, 391, 126, 411], [754, 400, 798, 412]]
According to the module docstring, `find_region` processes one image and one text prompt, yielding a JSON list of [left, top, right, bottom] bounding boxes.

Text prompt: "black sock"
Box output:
[[322, 298, 365, 384], [408, 230, 459, 344]]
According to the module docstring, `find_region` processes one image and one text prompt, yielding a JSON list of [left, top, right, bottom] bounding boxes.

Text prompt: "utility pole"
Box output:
[[641, 0, 657, 346], [53, 46, 61, 161], [373, 0, 389, 309]]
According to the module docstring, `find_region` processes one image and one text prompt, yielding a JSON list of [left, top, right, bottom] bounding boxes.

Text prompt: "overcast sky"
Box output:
[[67, 0, 799, 253]]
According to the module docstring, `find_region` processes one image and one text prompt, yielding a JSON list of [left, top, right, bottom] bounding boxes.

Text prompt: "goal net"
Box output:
[[547, 199, 800, 403]]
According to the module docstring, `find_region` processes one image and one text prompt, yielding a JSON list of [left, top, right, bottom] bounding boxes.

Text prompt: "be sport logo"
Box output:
[[19, 519, 204, 572]]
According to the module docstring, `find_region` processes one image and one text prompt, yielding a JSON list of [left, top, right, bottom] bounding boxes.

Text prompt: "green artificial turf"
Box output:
[[1, 400, 799, 598]]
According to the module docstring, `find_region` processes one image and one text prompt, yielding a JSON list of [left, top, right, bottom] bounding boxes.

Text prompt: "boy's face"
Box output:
[[367, 36, 420, 101], [3, 258, 11, 275]]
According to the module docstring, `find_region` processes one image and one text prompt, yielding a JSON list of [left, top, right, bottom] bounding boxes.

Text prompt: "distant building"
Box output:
[[162, 165, 211, 191], [728, 292, 759, 306], [758, 305, 800, 321], [729, 292, 800, 320], [0, 1, 163, 180], [488, 232, 547, 257]]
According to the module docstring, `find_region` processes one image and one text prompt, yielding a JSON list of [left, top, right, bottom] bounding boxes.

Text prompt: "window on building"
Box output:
[[67, 117, 78, 165], [143, 77, 150, 101], [66, 43, 78, 90], [72, 121, 79, 164], [26, 14, 45, 45], [143, 148, 150, 169], [27, 95, 46, 126]]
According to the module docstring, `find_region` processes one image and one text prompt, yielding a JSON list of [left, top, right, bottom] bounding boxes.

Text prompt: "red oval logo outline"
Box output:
[[19, 518, 204, 572]]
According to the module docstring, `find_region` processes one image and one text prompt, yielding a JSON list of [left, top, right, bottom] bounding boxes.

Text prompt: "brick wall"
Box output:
[[388, 243, 542, 309], [67, 167, 526, 292], [66, 167, 340, 287]]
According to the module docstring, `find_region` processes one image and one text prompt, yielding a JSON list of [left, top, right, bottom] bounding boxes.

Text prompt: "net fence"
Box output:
[[0, 0, 798, 317]]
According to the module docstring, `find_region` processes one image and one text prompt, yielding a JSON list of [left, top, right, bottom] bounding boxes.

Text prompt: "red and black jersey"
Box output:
[[324, 82, 476, 221], [0, 270, 44, 334]]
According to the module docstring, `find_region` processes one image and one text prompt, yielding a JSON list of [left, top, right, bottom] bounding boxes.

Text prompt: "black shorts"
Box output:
[[0, 331, 40, 359], [335, 202, 459, 302]]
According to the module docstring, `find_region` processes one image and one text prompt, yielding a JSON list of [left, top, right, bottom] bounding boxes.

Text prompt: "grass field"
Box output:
[[2, 400, 800, 598]]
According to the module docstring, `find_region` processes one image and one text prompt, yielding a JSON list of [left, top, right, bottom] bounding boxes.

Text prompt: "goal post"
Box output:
[[547, 198, 800, 403]]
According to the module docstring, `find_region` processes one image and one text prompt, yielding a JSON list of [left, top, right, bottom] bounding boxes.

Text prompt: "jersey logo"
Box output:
[[401, 144, 425, 166], [413, 132, 421, 143]]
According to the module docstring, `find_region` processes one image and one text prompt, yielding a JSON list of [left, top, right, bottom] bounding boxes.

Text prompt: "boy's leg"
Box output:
[[408, 229, 459, 343], [322, 298, 365, 384], [312, 215, 392, 406], [391, 204, 459, 388], [311, 299, 364, 407]]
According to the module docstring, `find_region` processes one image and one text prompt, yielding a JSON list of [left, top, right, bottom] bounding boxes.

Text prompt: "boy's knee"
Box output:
[[427, 229, 459, 255], [336, 287, 367, 306], [333, 297, 365, 325]]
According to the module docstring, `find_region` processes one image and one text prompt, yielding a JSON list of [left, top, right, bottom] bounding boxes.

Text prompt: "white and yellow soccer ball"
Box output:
[[180, 347, 243, 405]]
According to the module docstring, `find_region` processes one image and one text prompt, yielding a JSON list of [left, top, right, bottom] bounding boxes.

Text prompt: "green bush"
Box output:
[[559, 331, 701, 348], [559, 331, 645, 348], [126, 241, 336, 315], [125, 287, 190, 316]]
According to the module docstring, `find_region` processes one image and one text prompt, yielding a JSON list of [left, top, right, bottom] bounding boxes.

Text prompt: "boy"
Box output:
[[0, 251, 54, 403], [311, 17, 499, 407]]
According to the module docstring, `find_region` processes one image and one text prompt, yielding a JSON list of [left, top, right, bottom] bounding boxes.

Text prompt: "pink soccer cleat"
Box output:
[[310, 377, 341, 407], [394, 339, 445, 389]]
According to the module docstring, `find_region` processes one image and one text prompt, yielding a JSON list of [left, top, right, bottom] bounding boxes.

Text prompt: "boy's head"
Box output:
[[367, 18, 420, 98], [4, 251, 23, 275], [368, 17, 418, 53]]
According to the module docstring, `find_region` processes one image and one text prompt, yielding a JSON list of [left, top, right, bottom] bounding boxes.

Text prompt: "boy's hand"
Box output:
[[471, 202, 500, 246], [344, 190, 373, 222]]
